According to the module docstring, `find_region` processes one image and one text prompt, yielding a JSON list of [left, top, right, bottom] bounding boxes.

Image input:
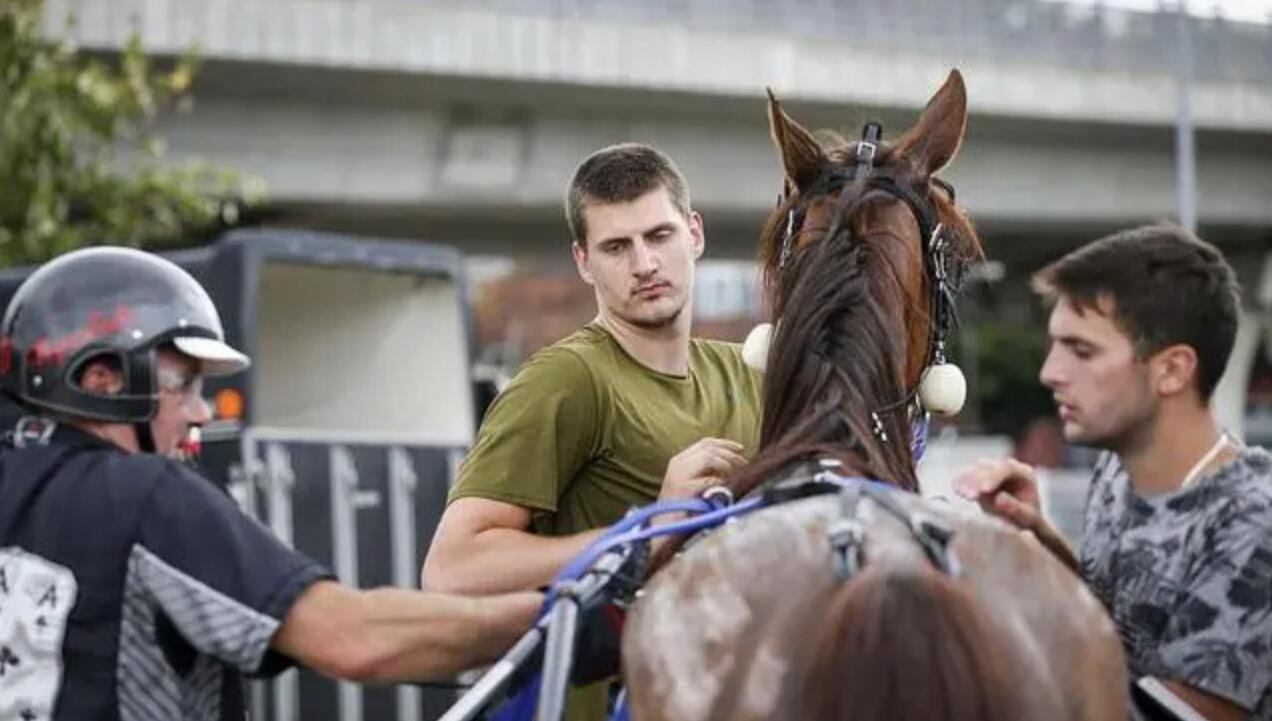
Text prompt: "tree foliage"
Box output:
[[0, 0, 262, 266], [973, 320, 1056, 439]]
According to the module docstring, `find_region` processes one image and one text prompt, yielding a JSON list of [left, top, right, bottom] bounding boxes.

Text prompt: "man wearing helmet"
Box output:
[[0, 247, 540, 721]]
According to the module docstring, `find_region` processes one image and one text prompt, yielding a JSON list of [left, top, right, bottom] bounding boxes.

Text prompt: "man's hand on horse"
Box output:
[[953, 459, 1081, 573], [658, 437, 748, 502], [646, 438, 749, 567], [952, 458, 1043, 531]]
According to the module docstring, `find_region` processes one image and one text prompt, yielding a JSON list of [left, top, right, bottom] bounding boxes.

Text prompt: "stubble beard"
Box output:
[[626, 305, 684, 330], [621, 296, 686, 330], [1077, 396, 1159, 455]]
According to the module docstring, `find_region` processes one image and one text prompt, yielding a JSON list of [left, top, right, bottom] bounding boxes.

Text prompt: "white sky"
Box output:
[[1046, 0, 1272, 23]]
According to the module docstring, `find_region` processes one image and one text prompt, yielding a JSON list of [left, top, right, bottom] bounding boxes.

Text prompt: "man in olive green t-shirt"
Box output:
[[451, 323, 759, 539], [421, 143, 762, 720]]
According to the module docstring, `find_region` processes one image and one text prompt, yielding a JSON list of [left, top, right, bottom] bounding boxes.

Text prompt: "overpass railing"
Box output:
[[431, 0, 1272, 82]]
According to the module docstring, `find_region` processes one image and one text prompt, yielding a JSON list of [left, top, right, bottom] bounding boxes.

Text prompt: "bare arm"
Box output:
[[421, 497, 604, 594], [953, 458, 1080, 573], [272, 580, 542, 683], [984, 483, 1080, 573], [1027, 515, 1080, 573]]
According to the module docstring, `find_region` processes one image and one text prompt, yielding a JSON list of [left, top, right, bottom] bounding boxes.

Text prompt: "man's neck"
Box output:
[[594, 310, 692, 376], [1118, 403, 1233, 496], [69, 420, 139, 453]]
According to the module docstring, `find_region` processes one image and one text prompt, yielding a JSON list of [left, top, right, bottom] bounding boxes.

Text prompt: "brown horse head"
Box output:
[[735, 70, 983, 495]]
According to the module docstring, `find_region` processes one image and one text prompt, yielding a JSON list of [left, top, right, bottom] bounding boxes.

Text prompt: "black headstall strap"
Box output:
[[827, 475, 961, 582], [866, 173, 957, 420], [853, 122, 882, 179]]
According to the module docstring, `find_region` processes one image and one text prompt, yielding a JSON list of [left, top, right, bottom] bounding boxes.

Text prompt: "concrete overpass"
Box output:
[[42, 0, 1272, 271], [43, 0, 1272, 437]]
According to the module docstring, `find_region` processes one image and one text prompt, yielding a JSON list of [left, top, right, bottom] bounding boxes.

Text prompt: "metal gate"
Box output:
[[207, 430, 467, 721]]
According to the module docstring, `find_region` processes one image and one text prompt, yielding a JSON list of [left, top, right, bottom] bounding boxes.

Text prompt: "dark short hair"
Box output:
[[1031, 224, 1240, 399], [565, 143, 691, 246]]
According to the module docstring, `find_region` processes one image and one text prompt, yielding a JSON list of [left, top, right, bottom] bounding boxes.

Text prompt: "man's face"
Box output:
[[572, 187, 704, 330], [151, 348, 211, 456], [1039, 296, 1156, 450]]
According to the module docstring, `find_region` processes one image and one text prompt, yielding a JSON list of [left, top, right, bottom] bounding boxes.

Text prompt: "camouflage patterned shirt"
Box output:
[[1082, 446, 1272, 718]]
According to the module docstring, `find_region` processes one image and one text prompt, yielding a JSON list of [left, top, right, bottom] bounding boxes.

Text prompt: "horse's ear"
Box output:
[[893, 69, 968, 177], [767, 89, 824, 191]]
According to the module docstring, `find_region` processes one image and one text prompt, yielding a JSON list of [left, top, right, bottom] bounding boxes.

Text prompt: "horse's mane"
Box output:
[[727, 140, 981, 498], [799, 560, 1063, 721]]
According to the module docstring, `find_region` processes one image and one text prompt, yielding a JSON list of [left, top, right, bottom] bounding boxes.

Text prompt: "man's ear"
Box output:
[[572, 241, 595, 285], [689, 211, 705, 261], [1152, 344, 1199, 398]]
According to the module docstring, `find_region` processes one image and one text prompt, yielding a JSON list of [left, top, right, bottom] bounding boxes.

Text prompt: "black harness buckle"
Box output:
[[829, 483, 866, 580], [824, 474, 962, 581], [909, 512, 961, 576], [853, 123, 882, 180]]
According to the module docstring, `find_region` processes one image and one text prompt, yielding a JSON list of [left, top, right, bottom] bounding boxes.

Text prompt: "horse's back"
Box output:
[[622, 492, 1128, 721]]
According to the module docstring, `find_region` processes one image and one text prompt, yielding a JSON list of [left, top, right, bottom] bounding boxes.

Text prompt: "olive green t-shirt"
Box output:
[[447, 324, 761, 721], [451, 324, 761, 535]]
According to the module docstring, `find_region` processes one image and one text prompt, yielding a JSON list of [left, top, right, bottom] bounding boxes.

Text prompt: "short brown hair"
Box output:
[[565, 143, 691, 246], [1031, 224, 1240, 399]]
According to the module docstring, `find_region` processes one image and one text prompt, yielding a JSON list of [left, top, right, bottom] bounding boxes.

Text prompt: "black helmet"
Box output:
[[0, 246, 250, 422]]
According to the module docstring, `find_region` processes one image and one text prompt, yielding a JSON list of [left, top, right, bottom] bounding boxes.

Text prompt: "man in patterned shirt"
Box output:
[[955, 224, 1272, 720]]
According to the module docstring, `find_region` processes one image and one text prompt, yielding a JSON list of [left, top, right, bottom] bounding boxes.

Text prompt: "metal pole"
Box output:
[[535, 593, 581, 721], [387, 448, 423, 721], [1174, 1, 1197, 233], [330, 446, 365, 721], [264, 442, 299, 721], [435, 628, 545, 721]]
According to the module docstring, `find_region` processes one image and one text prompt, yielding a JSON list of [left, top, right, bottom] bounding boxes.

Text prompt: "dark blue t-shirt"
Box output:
[[0, 421, 331, 721]]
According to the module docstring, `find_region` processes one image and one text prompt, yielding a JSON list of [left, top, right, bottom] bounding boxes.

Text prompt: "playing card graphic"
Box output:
[[0, 548, 77, 721]]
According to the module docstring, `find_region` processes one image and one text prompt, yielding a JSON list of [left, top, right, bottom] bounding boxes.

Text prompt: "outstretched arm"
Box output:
[[273, 580, 542, 683]]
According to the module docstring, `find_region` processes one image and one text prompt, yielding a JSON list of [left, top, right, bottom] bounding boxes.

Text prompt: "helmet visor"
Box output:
[[171, 336, 251, 377]]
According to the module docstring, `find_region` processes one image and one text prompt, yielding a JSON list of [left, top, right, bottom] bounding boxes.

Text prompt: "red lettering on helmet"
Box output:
[[28, 339, 60, 368], [86, 306, 129, 337], [28, 306, 133, 368]]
